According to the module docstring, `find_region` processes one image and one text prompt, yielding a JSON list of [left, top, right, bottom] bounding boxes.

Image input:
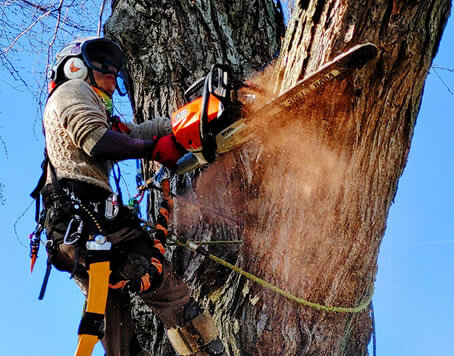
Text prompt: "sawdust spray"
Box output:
[[174, 67, 350, 292]]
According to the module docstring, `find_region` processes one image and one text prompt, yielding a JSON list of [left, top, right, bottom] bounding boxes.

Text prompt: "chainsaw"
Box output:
[[171, 64, 254, 174], [171, 43, 378, 175]]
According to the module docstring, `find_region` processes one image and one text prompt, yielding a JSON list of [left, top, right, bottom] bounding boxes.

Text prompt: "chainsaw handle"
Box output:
[[184, 76, 205, 101], [199, 64, 231, 163], [207, 64, 231, 101], [185, 64, 231, 101], [199, 74, 216, 163]]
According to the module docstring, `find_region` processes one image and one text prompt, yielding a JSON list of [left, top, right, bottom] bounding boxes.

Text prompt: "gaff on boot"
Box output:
[[167, 300, 225, 355]]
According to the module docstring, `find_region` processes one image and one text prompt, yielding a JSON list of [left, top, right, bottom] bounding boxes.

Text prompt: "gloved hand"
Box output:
[[123, 257, 163, 293], [151, 134, 186, 170], [109, 254, 163, 294]]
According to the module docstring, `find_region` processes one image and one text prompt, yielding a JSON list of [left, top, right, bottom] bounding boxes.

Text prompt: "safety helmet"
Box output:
[[47, 37, 124, 94]]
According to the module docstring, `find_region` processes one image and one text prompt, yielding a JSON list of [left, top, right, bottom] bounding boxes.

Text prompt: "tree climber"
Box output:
[[31, 37, 226, 356]]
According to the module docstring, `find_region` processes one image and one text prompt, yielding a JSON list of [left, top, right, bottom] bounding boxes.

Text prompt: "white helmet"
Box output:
[[47, 37, 124, 94]]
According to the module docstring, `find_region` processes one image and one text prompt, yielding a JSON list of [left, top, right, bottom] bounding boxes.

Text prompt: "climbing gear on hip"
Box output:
[[105, 193, 120, 221], [30, 152, 73, 299], [29, 210, 45, 273]]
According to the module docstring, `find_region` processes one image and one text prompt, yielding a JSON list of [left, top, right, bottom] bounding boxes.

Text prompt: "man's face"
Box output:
[[91, 60, 118, 96]]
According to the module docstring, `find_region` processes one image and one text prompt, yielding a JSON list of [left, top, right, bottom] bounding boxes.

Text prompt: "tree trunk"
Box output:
[[106, 0, 450, 355]]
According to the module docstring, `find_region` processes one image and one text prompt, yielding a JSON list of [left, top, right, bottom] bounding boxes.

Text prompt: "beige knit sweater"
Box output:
[[43, 79, 172, 191]]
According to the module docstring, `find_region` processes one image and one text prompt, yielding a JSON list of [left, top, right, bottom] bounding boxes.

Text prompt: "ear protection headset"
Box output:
[[63, 57, 89, 80], [48, 37, 125, 95]]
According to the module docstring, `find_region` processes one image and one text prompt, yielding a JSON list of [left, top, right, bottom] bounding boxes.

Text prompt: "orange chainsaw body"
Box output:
[[171, 94, 223, 152]]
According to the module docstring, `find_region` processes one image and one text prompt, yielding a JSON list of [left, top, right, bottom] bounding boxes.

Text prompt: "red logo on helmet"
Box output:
[[69, 61, 81, 73]]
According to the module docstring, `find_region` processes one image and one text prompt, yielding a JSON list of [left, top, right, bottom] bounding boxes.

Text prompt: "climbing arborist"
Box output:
[[31, 37, 225, 356]]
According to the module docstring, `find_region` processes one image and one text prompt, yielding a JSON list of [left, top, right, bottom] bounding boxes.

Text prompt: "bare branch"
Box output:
[[0, 77, 23, 91], [0, 134, 7, 159], [13, 200, 34, 248], [8, 0, 94, 33], [431, 65, 454, 95], [432, 64, 454, 72], [47, 0, 65, 61], [20, 0, 50, 13], [1, 8, 54, 55], [0, 52, 37, 98], [98, 0, 108, 37], [0, 182, 5, 206]]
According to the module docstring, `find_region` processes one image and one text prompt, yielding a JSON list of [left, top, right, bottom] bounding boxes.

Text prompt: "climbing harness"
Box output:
[[30, 153, 113, 355], [30, 152, 69, 299]]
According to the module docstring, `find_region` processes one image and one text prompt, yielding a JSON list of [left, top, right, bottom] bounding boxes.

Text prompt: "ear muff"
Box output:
[[63, 57, 88, 80]]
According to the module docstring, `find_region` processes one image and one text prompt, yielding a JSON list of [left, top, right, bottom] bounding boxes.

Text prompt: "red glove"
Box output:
[[151, 134, 186, 170]]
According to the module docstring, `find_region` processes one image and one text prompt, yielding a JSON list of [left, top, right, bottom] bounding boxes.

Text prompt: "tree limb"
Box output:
[[97, 0, 108, 37], [432, 66, 454, 95], [1, 8, 54, 55]]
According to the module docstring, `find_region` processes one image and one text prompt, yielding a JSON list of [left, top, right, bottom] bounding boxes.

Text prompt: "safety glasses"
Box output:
[[82, 38, 124, 75]]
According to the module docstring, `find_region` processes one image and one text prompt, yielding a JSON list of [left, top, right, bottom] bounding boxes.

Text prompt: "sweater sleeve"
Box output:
[[51, 80, 109, 155], [90, 130, 157, 160], [125, 117, 173, 140]]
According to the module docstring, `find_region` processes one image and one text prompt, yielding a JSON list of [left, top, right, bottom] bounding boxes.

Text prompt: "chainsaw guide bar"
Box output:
[[256, 42, 378, 119], [173, 43, 378, 174]]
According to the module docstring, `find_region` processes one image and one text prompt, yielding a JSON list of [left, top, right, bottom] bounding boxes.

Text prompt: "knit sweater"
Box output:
[[43, 79, 172, 191]]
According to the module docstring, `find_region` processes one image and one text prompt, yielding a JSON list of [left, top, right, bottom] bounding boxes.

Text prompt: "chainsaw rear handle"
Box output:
[[199, 64, 232, 163], [184, 64, 231, 101], [207, 64, 231, 101], [184, 77, 205, 101]]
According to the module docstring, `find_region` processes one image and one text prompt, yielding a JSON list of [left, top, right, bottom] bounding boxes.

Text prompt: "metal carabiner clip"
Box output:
[[105, 193, 120, 220], [63, 215, 83, 245]]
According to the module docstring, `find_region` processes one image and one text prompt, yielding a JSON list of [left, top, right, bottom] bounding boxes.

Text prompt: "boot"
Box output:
[[167, 298, 226, 356], [135, 350, 152, 356]]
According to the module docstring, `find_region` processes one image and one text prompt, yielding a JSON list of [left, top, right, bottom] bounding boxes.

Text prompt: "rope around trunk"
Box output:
[[169, 233, 373, 313]]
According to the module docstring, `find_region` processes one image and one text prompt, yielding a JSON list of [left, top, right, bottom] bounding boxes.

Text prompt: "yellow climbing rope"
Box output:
[[167, 240, 243, 246], [170, 234, 373, 313]]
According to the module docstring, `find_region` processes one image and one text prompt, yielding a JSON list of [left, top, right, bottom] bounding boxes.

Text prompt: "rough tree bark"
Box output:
[[106, 0, 450, 355]]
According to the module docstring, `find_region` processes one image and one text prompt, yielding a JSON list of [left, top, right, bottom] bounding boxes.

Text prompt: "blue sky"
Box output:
[[371, 13, 454, 356], [1, 7, 453, 356]]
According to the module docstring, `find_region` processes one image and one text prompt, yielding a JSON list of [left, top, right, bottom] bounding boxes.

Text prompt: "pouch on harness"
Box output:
[[30, 151, 73, 298]]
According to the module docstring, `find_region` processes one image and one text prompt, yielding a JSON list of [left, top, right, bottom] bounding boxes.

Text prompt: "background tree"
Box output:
[[106, 0, 450, 355]]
